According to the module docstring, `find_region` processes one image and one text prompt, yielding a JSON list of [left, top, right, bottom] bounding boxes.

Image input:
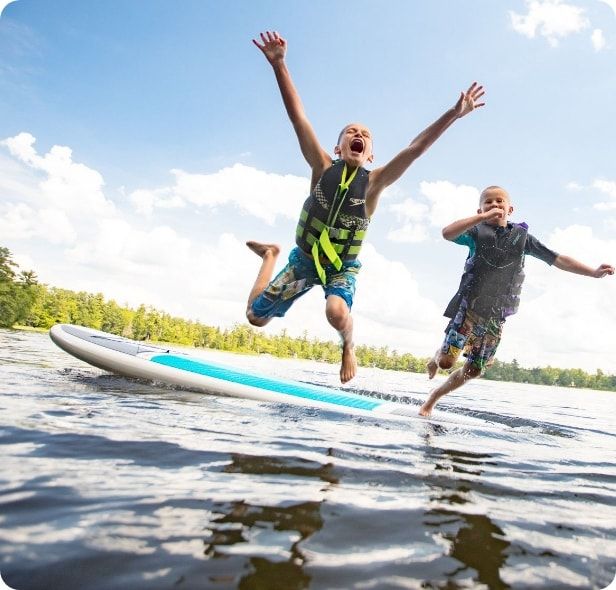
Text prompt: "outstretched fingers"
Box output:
[[465, 81, 478, 94], [467, 82, 485, 107], [460, 82, 485, 108], [470, 83, 484, 97], [252, 30, 284, 50], [471, 85, 486, 108]]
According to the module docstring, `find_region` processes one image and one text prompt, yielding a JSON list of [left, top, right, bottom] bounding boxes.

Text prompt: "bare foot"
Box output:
[[419, 388, 439, 417], [418, 403, 432, 417], [426, 358, 438, 379], [246, 241, 280, 258], [340, 344, 357, 384]]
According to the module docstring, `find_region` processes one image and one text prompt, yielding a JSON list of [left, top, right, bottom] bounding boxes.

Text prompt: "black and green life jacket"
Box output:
[[445, 222, 528, 319], [295, 159, 370, 283]]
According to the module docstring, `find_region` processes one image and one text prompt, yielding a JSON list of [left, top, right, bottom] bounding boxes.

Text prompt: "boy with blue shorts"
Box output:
[[246, 30, 486, 383], [420, 186, 614, 416]]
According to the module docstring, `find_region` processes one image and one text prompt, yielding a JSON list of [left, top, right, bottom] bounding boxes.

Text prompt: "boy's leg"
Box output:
[[325, 295, 356, 384], [426, 315, 470, 379], [419, 361, 482, 416], [427, 349, 454, 379], [324, 259, 361, 384], [246, 241, 281, 326], [420, 312, 503, 416]]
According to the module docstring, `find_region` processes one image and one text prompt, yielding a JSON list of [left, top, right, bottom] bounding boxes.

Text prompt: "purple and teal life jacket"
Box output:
[[445, 222, 529, 319]]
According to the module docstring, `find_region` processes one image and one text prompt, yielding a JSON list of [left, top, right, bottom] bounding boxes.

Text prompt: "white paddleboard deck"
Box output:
[[50, 324, 484, 427]]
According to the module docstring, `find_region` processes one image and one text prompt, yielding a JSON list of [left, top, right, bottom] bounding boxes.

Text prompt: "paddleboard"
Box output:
[[50, 324, 484, 426]]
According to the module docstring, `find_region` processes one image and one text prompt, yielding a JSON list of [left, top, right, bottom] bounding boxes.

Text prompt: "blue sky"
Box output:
[[1, 0, 615, 372]]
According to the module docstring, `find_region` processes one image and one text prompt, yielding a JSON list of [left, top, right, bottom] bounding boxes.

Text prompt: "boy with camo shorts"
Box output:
[[420, 186, 614, 416]]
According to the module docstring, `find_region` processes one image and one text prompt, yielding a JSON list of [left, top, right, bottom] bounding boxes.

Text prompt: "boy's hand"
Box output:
[[592, 264, 615, 278], [453, 82, 485, 118], [479, 208, 503, 223], [253, 31, 286, 65]]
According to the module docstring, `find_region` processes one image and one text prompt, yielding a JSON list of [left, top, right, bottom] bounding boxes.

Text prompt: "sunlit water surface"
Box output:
[[0, 329, 615, 590]]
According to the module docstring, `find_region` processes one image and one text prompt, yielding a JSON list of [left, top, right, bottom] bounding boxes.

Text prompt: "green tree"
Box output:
[[0, 248, 40, 328]]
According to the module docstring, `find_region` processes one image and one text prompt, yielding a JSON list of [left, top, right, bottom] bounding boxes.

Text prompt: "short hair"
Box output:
[[480, 185, 509, 203]]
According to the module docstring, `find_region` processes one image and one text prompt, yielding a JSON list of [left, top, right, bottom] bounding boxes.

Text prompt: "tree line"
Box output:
[[1, 246, 614, 391]]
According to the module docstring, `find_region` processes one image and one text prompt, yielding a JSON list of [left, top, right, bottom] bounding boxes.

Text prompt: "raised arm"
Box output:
[[553, 256, 614, 278], [366, 83, 485, 217], [442, 209, 502, 241], [253, 31, 330, 176]]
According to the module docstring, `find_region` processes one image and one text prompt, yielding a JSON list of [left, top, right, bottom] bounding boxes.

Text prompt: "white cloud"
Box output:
[[0, 152, 39, 198], [592, 179, 616, 211], [388, 198, 430, 243], [0, 203, 76, 244], [12, 252, 35, 274], [509, 0, 590, 46], [390, 198, 429, 221], [388, 223, 430, 244], [593, 179, 616, 198], [129, 188, 185, 216], [598, 0, 616, 18], [591, 28, 606, 51], [66, 220, 192, 274], [0, 1, 17, 18], [1, 132, 116, 217], [355, 244, 442, 332], [132, 164, 309, 225], [563, 178, 616, 213], [418, 180, 480, 226], [565, 181, 584, 191], [387, 181, 479, 243], [0, 132, 125, 259]]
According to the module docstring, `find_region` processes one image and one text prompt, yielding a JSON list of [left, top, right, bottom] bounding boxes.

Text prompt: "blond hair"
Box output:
[[480, 185, 510, 203]]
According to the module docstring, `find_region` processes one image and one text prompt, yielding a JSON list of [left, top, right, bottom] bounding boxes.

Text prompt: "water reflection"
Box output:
[[223, 452, 339, 484], [425, 509, 511, 590], [204, 500, 320, 589], [431, 447, 498, 477], [423, 444, 511, 589], [202, 453, 335, 589]]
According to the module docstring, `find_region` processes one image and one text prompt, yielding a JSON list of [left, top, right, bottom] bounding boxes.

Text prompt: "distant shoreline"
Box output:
[[12, 323, 614, 394], [2, 242, 614, 393]]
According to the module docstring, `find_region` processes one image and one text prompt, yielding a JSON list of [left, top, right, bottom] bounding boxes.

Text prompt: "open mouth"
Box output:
[[350, 138, 364, 154]]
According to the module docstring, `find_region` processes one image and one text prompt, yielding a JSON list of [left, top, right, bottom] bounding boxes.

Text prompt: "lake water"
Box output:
[[0, 328, 615, 590]]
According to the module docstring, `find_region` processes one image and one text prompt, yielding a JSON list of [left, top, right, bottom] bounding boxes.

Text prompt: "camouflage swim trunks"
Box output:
[[441, 306, 504, 372]]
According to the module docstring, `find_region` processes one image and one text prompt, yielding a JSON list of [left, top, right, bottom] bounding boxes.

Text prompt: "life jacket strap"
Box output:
[[299, 230, 362, 255]]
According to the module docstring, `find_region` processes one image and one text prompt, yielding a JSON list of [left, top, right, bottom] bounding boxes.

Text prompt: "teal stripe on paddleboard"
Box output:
[[150, 355, 381, 411]]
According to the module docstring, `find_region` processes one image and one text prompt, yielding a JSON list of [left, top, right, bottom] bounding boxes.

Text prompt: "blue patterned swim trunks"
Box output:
[[250, 247, 361, 319]]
